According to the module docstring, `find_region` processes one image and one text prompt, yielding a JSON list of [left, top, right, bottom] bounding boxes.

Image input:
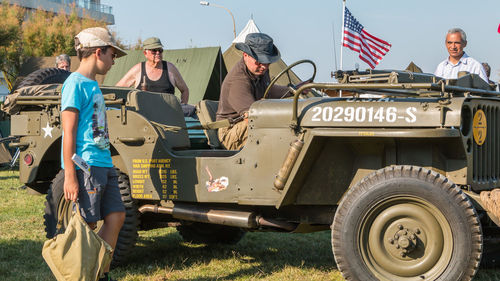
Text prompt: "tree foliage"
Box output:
[[0, 3, 24, 86], [0, 3, 109, 88]]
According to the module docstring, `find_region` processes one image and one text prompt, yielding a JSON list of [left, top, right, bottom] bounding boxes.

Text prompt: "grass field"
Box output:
[[1, 169, 500, 280]]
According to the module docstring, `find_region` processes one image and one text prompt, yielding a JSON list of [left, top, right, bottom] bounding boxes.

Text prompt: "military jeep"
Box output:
[[4, 64, 500, 281]]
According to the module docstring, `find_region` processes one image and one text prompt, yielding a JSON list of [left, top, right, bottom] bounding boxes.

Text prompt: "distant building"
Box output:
[[1, 0, 114, 24]]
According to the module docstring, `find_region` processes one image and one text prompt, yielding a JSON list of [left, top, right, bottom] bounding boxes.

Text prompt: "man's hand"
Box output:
[[64, 173, 79, 202]]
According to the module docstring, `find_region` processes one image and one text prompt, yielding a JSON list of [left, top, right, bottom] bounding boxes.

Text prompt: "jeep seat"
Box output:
[[196, 100, 222, 148], [127, 90, 190, 150]]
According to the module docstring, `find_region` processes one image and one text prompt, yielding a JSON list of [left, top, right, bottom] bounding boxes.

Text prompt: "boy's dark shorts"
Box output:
[[76, 166, 125, 223]]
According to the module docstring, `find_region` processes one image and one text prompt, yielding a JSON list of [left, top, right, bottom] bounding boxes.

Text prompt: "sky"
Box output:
[[101, 0, 500, 83]]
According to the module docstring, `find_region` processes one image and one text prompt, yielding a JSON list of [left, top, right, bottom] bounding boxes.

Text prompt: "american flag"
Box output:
[[342, 7, 391, 69]]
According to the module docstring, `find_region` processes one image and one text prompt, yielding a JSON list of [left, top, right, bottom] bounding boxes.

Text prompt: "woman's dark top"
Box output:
[[137, 61, 175, 94]]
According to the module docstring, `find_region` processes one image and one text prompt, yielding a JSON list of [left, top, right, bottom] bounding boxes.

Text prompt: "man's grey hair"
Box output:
[[55, 54, 71, 67], [447, 28, 467, 43]]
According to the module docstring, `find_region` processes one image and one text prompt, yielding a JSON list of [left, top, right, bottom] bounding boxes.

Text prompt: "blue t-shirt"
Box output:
[[61, 72, 112, 169]]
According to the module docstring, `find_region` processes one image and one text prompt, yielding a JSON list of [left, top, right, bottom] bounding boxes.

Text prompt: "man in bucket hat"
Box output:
[[216, 33, 290, 150], [116, 36, 190, 106], [61, 27, 126, 281]]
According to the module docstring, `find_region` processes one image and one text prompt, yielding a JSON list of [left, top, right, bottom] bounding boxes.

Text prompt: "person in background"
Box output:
[[115, 37, 193, 116], [55, 54, 71, 71], [61, 27, 126, 281], [434, 28, 488, 82], [481, 62, 498, 89]]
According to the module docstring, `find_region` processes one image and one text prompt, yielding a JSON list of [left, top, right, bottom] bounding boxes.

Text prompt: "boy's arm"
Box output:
[[62, 108, 79, 202]]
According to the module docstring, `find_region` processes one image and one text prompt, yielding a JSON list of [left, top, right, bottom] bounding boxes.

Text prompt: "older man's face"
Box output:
[[446, 32, 466, 60], [243, 53, 270, 76], [144, 48, 163, 64], [57, 61, 70, 71]]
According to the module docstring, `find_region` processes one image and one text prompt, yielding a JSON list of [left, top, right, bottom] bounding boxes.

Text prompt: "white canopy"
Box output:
[[232, 19, 260, 43]]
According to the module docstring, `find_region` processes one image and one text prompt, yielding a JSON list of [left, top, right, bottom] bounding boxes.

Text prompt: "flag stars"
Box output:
[[342, 7, 391, 69]]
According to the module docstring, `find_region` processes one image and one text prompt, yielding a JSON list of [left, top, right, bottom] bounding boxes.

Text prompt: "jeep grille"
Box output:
[[472, 104, 500, 189]]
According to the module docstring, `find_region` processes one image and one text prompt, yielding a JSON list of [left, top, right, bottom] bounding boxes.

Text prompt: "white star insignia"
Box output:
[[42, 122, 54, 138]]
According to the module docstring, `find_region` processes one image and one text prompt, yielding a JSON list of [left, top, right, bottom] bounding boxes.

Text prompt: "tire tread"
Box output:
[[332, 165, 482, 281]]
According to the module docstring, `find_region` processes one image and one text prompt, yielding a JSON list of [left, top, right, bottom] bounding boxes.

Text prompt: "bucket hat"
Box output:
[[235, 33, 280, 64], [75, 27, 127, 58], [143, 37, 164, 50]]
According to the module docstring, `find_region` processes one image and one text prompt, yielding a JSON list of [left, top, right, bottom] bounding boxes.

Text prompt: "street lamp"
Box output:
[[200, 1, 236, 39]]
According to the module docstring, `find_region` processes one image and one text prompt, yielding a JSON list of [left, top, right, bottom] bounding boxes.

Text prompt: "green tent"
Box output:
[[405, 61, 423, 73], [103, 47, 227, 103]]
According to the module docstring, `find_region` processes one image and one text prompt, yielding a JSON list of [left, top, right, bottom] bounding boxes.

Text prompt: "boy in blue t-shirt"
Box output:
[[61, 27, 127, 281]]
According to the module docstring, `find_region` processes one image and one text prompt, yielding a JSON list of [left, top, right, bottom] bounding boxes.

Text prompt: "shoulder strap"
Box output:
[[55, 199, 72, 233]]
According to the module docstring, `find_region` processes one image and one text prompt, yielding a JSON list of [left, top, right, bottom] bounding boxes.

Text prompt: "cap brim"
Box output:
[[254, 48, 280, 64], [111, 45, 127, 58], [235, 43, 280, 64]]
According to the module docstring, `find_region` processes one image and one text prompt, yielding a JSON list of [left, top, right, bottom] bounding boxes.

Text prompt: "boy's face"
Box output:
[[96, 47, 117, 75]]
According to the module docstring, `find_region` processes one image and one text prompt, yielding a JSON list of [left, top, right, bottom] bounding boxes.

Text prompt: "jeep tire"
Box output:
[[332, 165, 482, 281], [12, 68, 70, 92]]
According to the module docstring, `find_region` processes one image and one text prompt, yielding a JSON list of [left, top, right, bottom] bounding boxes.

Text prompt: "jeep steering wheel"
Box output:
[[262, 59, 316, 99]]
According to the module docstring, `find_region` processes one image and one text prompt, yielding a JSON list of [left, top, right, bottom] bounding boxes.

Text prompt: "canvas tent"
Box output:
[[224, 19, 301, 85], [18, 47, 227, 103], [103, 47, 227, 103], [405, 61, 423, 73]]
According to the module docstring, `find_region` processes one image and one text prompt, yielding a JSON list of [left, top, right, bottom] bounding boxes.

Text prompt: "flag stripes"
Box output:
[[342, 7, 391, 69]]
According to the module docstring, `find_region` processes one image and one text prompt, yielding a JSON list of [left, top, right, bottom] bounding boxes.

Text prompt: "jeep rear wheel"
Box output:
[[177, 222, 245, 244], [112, 170, 139, 265], [43, 170, 70, 238], [43, 169, 139, 266], [332, 165, 482, 281]]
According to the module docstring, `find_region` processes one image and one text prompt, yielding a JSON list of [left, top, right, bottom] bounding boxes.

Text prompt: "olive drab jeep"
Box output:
[[4, 63, 500, 280]]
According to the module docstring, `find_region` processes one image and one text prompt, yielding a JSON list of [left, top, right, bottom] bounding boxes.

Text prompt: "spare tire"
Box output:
[[11, 68, 71, 92]]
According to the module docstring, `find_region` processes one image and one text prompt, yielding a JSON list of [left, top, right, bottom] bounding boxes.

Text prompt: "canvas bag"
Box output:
[[42, 200, 113, 281]]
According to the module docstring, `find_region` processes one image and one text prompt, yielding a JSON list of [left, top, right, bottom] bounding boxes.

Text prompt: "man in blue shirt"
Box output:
[[434, 28, 488, 82], [61, 27, 127, 281]]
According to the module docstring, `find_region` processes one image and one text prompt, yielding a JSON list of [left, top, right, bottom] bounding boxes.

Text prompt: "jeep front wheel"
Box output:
[[332, 165, 482, 281]]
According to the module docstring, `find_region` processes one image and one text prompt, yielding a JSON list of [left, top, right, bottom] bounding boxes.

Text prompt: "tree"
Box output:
[[0, 3, 24, 88], [22, 7, 106, 58], [0, 3, 114, 89]]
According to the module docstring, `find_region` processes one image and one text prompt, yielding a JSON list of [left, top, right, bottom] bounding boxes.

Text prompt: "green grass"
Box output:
[[0, 169, 499, 280]]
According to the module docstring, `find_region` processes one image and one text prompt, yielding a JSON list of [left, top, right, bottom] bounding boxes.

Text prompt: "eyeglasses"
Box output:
[[251, 58, 269, 67], [148, 49, 163, 54]]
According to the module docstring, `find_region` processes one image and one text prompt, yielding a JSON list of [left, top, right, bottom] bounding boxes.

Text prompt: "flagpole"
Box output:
[[339, 0, 346, 97], [340, 0, 346, 71]]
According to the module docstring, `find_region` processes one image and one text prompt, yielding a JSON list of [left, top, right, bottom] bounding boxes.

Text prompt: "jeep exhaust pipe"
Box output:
[[274, 134, 305, 190], [138, 204, 296, 231], [173, 204, 258, 229]]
